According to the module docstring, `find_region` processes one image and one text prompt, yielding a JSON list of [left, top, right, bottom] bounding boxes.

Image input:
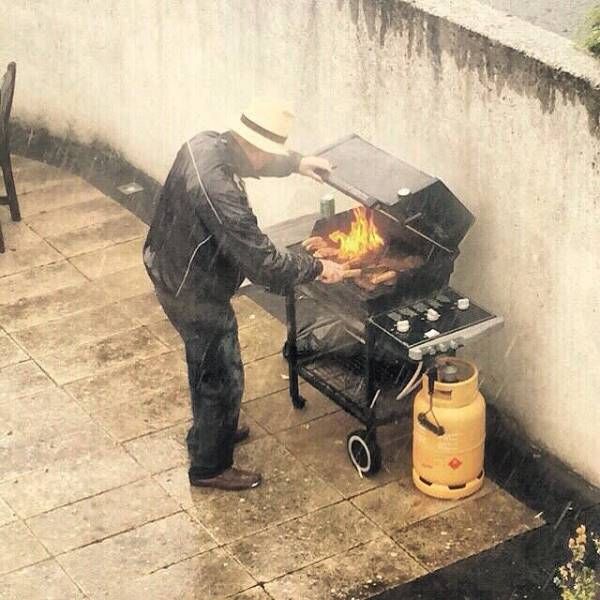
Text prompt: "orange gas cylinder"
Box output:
[[412, 357, 485, 500]]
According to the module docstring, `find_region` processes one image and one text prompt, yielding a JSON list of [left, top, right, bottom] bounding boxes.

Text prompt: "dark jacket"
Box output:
[[143, 131, 322, 303]]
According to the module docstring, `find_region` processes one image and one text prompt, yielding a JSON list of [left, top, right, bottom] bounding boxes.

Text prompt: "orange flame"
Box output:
[[328, 207, 385, 261]]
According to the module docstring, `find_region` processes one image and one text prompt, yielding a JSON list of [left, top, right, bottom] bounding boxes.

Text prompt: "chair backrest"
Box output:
[[0, 62, 16, 137]]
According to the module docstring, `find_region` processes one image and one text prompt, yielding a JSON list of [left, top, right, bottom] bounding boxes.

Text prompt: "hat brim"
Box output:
[[230, 119, 289, 156]]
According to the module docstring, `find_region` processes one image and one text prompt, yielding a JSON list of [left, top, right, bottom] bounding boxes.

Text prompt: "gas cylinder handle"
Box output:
[[419, 366, 445, 436], [417, 412, 445, 436]]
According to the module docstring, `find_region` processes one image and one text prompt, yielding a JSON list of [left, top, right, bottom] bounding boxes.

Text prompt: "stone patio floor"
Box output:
[[0, 157, 543, 599]]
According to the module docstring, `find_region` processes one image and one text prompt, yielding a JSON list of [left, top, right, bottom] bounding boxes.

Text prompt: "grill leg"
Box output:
[[285, 289, 305, 409], [365, 323, 376, 417]]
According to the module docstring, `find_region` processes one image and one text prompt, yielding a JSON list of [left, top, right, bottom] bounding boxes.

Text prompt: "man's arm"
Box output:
[[256, 151, 302, 178], [258, 153, 332, 182], [193, 166, 323, 291]]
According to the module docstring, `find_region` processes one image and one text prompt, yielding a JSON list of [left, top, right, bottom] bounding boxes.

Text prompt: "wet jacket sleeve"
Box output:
[[256, 151, 302, 178], [196, 167, 323, 292]]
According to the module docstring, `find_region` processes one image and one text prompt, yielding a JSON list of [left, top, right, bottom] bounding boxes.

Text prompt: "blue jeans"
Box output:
[[156, 289, 244, 479]]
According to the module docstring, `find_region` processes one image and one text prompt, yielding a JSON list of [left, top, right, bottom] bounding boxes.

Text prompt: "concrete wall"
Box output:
[[2, 0, 600, 485]]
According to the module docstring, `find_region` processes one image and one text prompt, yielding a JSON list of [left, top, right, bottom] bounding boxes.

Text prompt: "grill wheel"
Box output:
[[346, 429, 381, 476]]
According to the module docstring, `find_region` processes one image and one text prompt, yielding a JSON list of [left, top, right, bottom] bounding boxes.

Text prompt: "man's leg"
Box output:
[[154, 290, 260, 490], [184, 324, 244, 478]]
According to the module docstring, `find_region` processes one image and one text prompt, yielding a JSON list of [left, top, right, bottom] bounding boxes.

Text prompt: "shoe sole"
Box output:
[[189, 479, 261, 491]]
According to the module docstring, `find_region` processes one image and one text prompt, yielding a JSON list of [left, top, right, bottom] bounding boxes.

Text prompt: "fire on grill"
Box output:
[[301, 206, 425, 291]]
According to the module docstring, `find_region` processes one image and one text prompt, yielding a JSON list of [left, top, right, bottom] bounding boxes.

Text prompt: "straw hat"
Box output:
[[231, 99, 294, 156]]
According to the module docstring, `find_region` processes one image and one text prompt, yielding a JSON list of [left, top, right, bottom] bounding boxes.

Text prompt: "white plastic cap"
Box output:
[[457, 298, 470, 310], [396, 320, 410, 333]]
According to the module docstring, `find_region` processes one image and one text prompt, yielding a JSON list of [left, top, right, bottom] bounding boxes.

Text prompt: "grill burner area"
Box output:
[[301, 206, 426, 292]]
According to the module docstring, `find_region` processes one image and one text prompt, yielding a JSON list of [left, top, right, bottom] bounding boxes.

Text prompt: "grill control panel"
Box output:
[[369, 288, 503, 361]]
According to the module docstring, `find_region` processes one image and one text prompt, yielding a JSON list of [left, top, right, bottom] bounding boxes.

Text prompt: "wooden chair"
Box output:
[[0, 62, 21, 253]]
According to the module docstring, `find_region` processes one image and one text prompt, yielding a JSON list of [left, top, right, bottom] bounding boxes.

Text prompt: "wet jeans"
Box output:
[[156, 289, 244, 479]]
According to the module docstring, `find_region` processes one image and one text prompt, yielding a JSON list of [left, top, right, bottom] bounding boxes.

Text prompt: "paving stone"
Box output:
[[0, 240, 62, 278], [264, 536, 426, 600], [98, 547, 255, 600], [277, 411, 398, 498], [14, 171, 81, 196], [0, 387, 110, 480], [117, 291, 166, 325], [35, 326, 168, 385], [239, 318, 287, 364], [352, 477, 498, 537], [0, 382, 107, 442], [233, 435, 313, 480], [1, 423, 114, 483], [146, 318, 184, 350], [0, 497, 16, 526], [13, 162, 79, 193], [230, 587, 273, 600], [0, 559, 84, 599], [69, 237, 145, 280], [229, 501, 381, 582], [0, 220, 44, 251], [58, 512, 215, 598], [158, 457, 342, 544], [0, 520, 49, 575], [13, 304, 136, 357], [94, 384, 190, 442], [64, 351, 186, 412], [9, 155, 37, 170], [0, 332, 27, 368], [96, 264, 154, 301], [243, 353, 290, 402], [47, 212, 148, 257], [27, 478, 180, 555], [376, 420, 414, 476], [395, 489, 543, 571], [27, 196, 132, 238], [243, 383, 339, 434], [0, 281, 110, 332], [19, 177, 105, 217], [0, 361, 55, 402], [0, 261, 86, 304], [0, 446, 144, 518], [232, 294, 274, 330], [124, 422, 190, 474]]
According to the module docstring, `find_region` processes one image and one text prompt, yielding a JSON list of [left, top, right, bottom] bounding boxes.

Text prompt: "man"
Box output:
[[143, 99, 346, 491]]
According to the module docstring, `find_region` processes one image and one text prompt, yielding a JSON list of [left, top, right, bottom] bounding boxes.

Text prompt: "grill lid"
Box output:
[[315, 134, 474, 253]]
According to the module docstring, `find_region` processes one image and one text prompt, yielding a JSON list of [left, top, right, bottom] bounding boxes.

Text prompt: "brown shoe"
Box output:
[[189, 467, 262, 491], [234, 424, 250, 444]]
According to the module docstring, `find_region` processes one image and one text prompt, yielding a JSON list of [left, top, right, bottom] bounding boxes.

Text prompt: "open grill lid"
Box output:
[[315, 134, 474, 253]]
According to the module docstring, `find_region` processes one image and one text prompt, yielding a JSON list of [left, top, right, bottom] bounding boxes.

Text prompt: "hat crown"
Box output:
[[242, 99, 294, 138]]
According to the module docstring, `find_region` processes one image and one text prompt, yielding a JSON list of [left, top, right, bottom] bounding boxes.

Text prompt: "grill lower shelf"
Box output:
[[298, 349, 415, 425]]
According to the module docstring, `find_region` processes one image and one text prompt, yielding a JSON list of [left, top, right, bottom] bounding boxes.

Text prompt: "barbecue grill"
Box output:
[[284, 134, 503, 475]]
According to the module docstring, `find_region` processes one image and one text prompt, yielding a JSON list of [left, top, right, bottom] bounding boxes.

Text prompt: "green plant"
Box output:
[[554, 525, 600, 600], [579, 5, 600, 56]]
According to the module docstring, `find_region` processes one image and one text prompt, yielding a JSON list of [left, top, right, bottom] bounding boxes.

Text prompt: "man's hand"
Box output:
[[318, 259, 346, 284], [298, 156, 332, 183]]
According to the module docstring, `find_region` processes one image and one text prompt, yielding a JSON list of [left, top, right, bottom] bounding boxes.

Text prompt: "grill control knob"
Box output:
[[397, 188, 411, 197], [457, 298, 470, 310], [437, 342, 449, 353], [426, 308, 440, 322], [409, 348, 423, 361], [449, 340, 459, 350], [396, 320, 410, 333]]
